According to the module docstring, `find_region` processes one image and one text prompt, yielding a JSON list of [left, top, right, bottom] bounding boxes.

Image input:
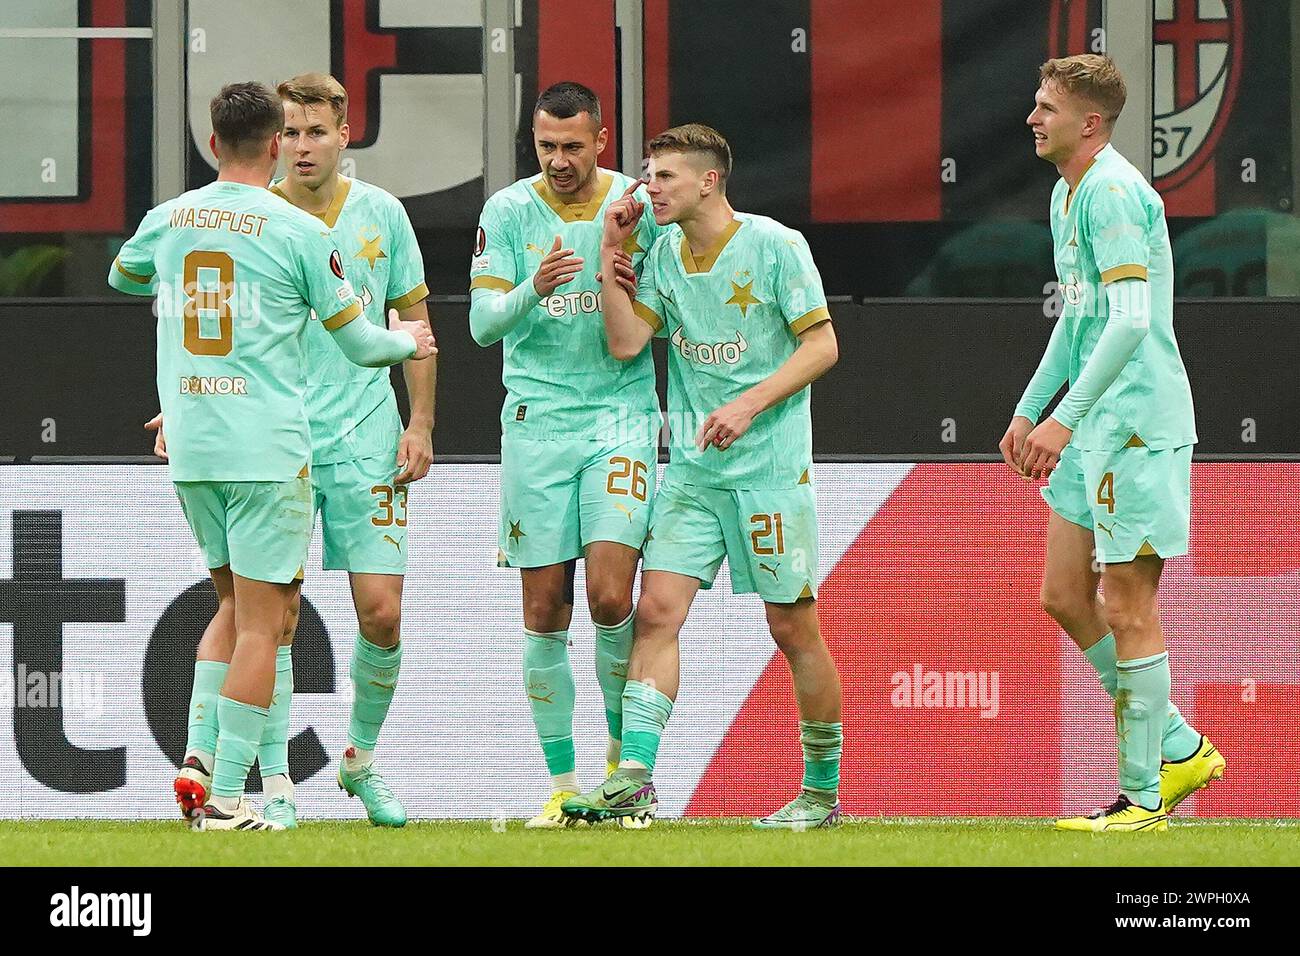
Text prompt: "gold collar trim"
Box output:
[[532, 171, 614, 222], [680, 218, 743, 274]]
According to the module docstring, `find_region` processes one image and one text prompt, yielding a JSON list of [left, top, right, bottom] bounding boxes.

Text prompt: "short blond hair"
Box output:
[[648, 123, 732, 188], [276, 72, 347, 128], [1040, 54, 1126, 126]]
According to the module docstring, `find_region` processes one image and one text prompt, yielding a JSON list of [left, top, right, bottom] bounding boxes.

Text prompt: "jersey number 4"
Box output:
[[182, 250, 235, 356], [1096, 472, 1116, 514]]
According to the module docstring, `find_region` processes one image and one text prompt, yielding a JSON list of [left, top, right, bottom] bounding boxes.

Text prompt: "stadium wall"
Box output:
[[2, 298, 1298, 458], [0, 462, 1295, 820]]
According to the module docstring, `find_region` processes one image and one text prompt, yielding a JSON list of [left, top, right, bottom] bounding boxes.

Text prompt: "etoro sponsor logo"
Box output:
[[542, 289, 604, 317], [670, 327, 748, 366], [890, 664, 1000, 719], [179, 376, 248, 395]]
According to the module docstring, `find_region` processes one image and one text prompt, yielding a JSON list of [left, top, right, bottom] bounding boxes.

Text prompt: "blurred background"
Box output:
[[1, 0, 1296, 457]]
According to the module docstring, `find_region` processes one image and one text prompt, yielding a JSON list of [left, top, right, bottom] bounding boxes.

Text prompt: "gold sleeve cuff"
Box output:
[[789, 305, 832, 335], [1100, 264, 1148, 283], [633, 300, 663, 332], [115, 259, 153, 284], [385, 282, 430, 312], [322, 300, 363, 331], [470, 275, 515, 293]]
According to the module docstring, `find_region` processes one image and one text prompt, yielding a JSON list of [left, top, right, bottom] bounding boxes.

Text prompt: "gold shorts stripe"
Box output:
[[1100, 264, 1148, 283], [385, 281, 430, 313], [470, 275, 516, 293], [789, 305, 832, 335], [114, 259, 154, 284], [632, 300, 663, 332], [322, 300, 363, 331]]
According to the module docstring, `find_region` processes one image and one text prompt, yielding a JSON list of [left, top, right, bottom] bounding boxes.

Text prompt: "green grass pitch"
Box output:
[[2, 818, 1295, 866]]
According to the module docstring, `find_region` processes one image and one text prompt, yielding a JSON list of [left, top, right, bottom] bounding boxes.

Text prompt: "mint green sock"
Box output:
[[1084, 633, 1202, 762], [619, 680, 674, 773], [800, 719, 842, 796], [212, 696, 269, 799], [523, 629, 576, 777], [185, 660, 227, 759], [594, 610, 635, 744], [349, 634, 402, 751], [257, 646, 293, 778], [1116, 652, 1171, 811]]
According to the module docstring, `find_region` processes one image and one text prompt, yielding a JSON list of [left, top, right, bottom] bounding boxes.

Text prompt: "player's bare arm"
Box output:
[[599, 181, 653, 360], [396, 300, 436, 484], [696, 320, 838, 451]]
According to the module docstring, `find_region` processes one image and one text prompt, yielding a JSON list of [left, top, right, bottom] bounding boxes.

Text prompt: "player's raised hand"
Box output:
[[389, 308, 438, 359], [144, 412, 167, 461], [696, 396, 759, 452], [998, 415, 1034, 479], [601, 180, 645, 250], [596, 249, 638, 298], [533, 234, 584, 296], [1018, 417, 1072, 481]]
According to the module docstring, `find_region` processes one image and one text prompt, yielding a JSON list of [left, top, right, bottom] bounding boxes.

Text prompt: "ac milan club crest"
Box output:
[[1152, 0, 1242, 191]]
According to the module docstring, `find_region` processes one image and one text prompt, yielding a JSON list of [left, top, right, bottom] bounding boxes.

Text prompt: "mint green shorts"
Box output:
[[175, 476, 312, 584], [313, 454, 407, 575], [498, 436, 656, 568], [641, 474, 819, 603], [1042, 443, 1193, 564]]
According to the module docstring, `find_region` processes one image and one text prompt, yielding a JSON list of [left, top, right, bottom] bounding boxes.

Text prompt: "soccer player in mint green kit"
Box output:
[[563, 124, 844, 829], [270, 73, 434, 828], [153, 74, 434, 829], [470, 83, 663, 828], [110, 82, 435, 831], [1002, 55, 1224, 832]]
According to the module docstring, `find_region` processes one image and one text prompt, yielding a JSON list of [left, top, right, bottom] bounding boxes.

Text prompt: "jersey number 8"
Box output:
[[182, 250, 236, 356]]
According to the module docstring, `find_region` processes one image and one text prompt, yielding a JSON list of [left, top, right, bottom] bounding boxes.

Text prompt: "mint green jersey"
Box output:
[[633, 214, 831, 489], [1051, 143, 1196, 450], [272, 177, 429, 464], [109, 180, 362, 482], [470, 169, 662, 440]]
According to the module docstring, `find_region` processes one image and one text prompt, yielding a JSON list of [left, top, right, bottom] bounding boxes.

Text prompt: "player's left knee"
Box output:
[[766, 608, 817, 654], [357, 599, 402, 646], [1102, 597, 1158, 638], [587, 586, 633, 627]]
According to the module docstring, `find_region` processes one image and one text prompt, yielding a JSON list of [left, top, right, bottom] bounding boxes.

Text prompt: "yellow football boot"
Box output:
[[1055, 795, 1168, 832], [1161, 736, 1226, 812], [525, 790, 581, 829]]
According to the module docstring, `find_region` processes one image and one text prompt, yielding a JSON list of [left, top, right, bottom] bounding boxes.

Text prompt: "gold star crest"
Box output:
[[508, 520, 526, 544], [726, 278, 762, 317], [355, 226, 387, 269], [621, 233, 645, 256]]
